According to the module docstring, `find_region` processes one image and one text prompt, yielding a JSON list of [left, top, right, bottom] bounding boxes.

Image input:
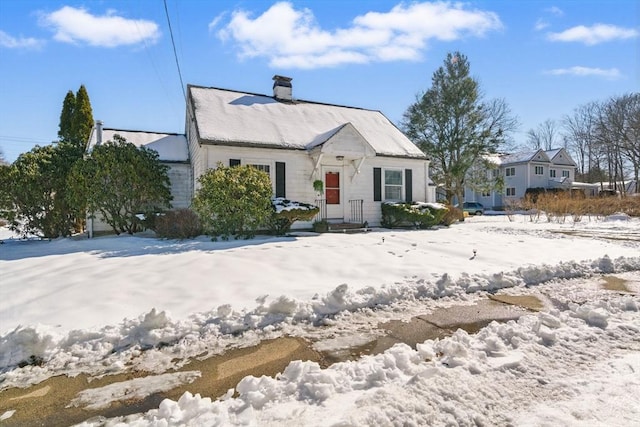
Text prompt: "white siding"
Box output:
[[167, 163, 192, 209], [200, 145, 429, 228]]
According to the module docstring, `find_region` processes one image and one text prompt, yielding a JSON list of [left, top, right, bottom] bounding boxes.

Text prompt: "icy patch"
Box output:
[[0, 410, 16, 421], [69, 371, 201, 410]]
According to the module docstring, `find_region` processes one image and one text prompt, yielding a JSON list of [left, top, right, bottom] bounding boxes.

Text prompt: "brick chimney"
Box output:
[[272, 75, 293, 101]]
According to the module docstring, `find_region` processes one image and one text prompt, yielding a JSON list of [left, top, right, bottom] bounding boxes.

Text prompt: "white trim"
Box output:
[[383, 168, 404, 202]]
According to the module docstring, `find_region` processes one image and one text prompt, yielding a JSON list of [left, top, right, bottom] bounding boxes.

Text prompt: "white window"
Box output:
[[535, 166, 544, 175], [506, 187, 516, 196], [505, 167, 515, 177], [250, 164, 270, 174], [246, 161, 274, 191], [481, 191, 491, 197], [562, 170, 570, 178], [384, 169, 403, 200], [550, 169, 556, 178]]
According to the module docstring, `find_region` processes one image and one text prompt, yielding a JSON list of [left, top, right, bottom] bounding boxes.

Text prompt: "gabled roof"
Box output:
[[499, 149, 550, 165], [545, 148, 577, 167], [87, 128, 189, 162], [187, 85, 426, 159]]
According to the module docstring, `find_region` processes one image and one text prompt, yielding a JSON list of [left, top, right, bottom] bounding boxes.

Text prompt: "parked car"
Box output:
[[459, 202, 485, 215]]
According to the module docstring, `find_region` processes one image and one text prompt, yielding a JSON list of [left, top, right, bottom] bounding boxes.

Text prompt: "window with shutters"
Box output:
[[534, 166, 544, 175], [384, 169, 403, 201]]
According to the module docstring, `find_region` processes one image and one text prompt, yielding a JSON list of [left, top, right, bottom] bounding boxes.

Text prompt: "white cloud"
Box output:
[[208, 13, 226, 32], [548, 24, 638, 45], [216, 1, 503, 69], [0, 30, 44, 49], [545, 66, 621, 80], [545, 6, 564, 17], [534, 19, 549, 31], [39, 6, 160, 47]]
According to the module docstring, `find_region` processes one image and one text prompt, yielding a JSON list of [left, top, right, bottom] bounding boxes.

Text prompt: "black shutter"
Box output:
[[405, 169, 412, 202], [275, 162, 286, 198], [373, 167, 382, 201], [230, 159, 241, 167]]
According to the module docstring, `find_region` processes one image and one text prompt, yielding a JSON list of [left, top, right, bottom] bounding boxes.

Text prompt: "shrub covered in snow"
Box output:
[[270, 198, 319, 235], [381, 201, 448, 229]]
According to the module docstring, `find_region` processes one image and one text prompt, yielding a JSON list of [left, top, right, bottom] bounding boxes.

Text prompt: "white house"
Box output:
[[88, 75, 433, 231], [465, 148, 577, 209]]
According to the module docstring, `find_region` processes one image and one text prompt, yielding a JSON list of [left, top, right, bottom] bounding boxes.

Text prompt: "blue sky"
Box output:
[[0, 0, 637, 162]]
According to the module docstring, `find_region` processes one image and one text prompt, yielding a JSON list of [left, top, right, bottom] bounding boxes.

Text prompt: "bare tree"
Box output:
[[563, 102, 600, 181], [526, 119, 560, 150]]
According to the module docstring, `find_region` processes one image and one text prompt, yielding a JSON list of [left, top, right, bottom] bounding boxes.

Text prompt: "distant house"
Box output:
[[87, 75, 434, 232], [464, 148, 577, 209]]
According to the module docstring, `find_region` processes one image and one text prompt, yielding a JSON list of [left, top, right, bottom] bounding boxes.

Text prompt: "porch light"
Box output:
[[336, 155, 344, 161]]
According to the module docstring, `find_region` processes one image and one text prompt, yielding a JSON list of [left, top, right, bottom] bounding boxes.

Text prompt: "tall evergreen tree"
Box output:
[[58, 90, 76, 143], [403, 52, 518, 215], [71, 85, 94, 150]]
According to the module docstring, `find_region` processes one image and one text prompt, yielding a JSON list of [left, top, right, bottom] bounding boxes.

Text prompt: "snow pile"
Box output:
[[77, 295, 640, 426], [271, 197, 318, 213], [2, 254, 639, 387]]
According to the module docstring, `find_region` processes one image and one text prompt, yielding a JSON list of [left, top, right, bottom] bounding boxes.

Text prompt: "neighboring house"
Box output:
[[87, 75, 432, 231], [464, 148, 577, 209], [85, 124, 191, 235]]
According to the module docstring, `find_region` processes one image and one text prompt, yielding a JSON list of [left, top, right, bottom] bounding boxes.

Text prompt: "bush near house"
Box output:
[[381, 202, 448, 229], [153, 208, 202, 239], [1, 143, 84, 238], [441, 205, 463, 226], [193, 163, 273, 240], [270, 198, 319, 235], [524, 187, 585, 204], [68, 135, 172, 235]]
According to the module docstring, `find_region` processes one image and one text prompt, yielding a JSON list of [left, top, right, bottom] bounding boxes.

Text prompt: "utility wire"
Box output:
[[163, 0, 187, 102]]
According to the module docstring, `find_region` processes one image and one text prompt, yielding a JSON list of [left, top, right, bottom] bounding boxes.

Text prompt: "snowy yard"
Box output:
[[1, 214, 639, 426]]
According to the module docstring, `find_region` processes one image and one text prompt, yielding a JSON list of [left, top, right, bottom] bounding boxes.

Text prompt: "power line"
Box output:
[[0, 135, 53, 144], [163, 0, 186, 102]]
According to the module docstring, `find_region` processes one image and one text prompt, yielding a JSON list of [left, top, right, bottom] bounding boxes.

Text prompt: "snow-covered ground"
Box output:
[[1, 214, 639, 426]]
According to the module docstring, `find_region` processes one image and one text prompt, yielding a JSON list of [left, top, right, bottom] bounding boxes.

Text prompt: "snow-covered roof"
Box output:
[[496, 148, 576, 167], [188, 85, 426, 159], [88, 128, 189, 162], [545, 148, 577, 167], [498, 149, 550, 165]]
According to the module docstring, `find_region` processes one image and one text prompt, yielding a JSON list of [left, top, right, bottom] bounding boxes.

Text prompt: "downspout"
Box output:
[[424, 160, 429, 202]]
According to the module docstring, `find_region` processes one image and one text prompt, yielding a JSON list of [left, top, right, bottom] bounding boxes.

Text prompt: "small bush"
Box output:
[[441, 205, 462, 226], [381, 202, 448, 229], [312, 219, 329, 233], [270, 198, 319, 235], [154, 208, 202, 239]]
